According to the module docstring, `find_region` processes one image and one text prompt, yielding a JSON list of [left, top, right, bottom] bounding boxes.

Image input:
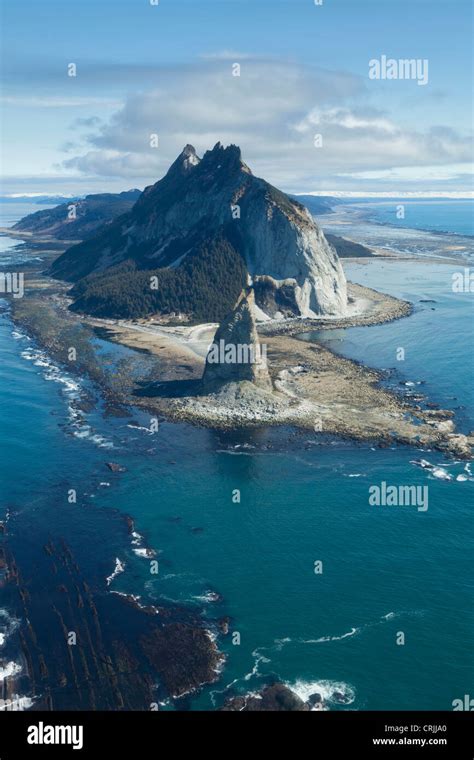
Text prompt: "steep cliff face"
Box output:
[[238, 185, 347, 317], [50, 143, 347, 319], [202, 289, 272, 389]]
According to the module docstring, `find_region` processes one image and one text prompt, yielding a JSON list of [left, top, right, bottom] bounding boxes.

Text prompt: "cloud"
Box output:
[[293, 107, 398, 135], [71, 116, 104, 129], [60, 141, 80, 152], [339, 163, 474, 182], [1, 173, 138, 196], [1, 96, 122, 109], [199, 50, 258, 60], [60, 56, 473, 192], [62, 150, 157, 178]]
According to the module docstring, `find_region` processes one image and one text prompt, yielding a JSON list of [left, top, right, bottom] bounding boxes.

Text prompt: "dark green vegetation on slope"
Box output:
[[69, 235, 248, 322]]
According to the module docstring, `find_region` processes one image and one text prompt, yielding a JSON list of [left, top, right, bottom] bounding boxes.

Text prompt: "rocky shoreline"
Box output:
[[259, 282, 413, 334], [9, 265, 473, 460], [2, 231, 473, 712], [221, 683, 318, 711]]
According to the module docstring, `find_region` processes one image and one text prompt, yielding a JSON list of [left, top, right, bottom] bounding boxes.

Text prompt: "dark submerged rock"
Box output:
[[106, 462, 127, 473], [221, 683, 310, 711]]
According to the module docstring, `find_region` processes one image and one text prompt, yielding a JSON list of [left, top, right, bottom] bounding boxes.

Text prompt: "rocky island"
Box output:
[[7, 143, 473, 461]]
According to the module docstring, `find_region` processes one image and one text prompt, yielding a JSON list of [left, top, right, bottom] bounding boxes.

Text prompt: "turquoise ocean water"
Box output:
[[0, 201, 473, 710], [352, 199, 474, 237]]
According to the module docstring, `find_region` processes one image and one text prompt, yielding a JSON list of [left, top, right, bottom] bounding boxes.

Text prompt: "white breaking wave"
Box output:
[[106, 558, 125, 587], [11, 329, 30, 341], [272, 637, 292, 651], [430, 467, 452, 481], [0, 661, 22, 681], [133, 548, 150, 558], [215, 449, 260, 457], [274, 611, 402, 650], [20, 346, 114, 449], [126, 423, 155, 435], [191, 591, 222, 604], [410, 458, 473, 482], [72, 427, 114, 449], [209, 678, 241, 707], [244, 650, 271, 681], [304, 627, 359, 643], [110, 591, 141, 604], [285, 679, 355, 709], [131, 530, 144, 546], [130, 530, 156, 558], [0, 694, 35, 711], [0, 609, 19, 649]]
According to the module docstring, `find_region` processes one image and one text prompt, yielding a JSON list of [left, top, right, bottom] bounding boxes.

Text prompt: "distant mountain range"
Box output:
[[291, 194, 341, 215], [13, 190, 141, 240], [0, 195, 76, 204]]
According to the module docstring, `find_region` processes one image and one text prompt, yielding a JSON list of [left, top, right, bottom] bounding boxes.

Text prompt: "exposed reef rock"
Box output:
[[221, 683, 312, 711], [140, 623, 224, 698], [1, 533, 223, 709]]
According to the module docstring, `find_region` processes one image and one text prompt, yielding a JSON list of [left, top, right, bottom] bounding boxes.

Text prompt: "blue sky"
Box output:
[[1, 0, 472, 195]]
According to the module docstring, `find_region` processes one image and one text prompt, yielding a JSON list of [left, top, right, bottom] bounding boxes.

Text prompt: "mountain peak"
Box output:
[[182, 143, 198, 158], [210, 142, 240, 159], [167, 144, 201, 176], [202, 142, 251, 174]]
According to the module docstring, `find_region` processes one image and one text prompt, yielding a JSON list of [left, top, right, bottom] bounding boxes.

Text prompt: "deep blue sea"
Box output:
[[0, 201, 473, 710]]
